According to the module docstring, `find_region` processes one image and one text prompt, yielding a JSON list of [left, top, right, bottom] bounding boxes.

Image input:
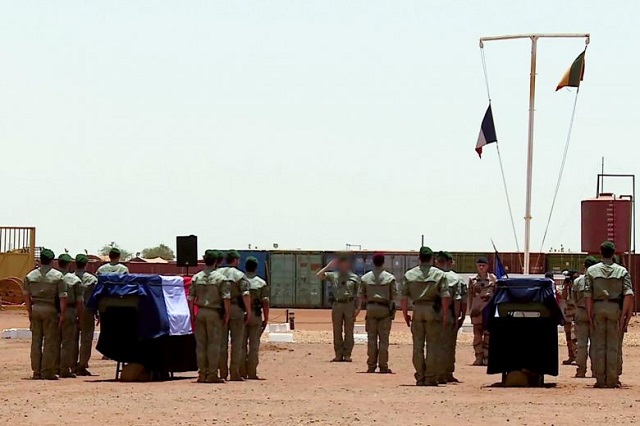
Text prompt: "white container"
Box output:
[[268, 332, 294, 343], [354, 324, 366, 334], [267, 323, 290, 333], [16, 329, 32, 339], [1, 329, 18, 339], [354, 333, 368, 344]]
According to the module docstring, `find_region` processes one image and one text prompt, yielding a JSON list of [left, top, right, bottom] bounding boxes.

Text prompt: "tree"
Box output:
[[141, 243, 175, 261], [99, 242, 133, 260]]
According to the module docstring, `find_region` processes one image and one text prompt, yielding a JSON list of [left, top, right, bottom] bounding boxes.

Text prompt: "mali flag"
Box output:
[[556, 50, 586, 91]]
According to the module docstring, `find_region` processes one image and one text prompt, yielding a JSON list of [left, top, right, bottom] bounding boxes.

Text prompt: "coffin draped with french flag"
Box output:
[[88, 274, 197, 373]]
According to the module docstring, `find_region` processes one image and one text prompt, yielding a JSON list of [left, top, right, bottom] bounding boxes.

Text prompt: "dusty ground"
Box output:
[[1, 308, 640, 425]]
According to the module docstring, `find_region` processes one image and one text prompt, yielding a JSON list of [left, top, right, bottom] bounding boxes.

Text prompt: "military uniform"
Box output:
[[572, 274, 592, 377], [75, 262, 98, 374], [403, 263, 450, 386], [469, 272, 496, 365], [359, 268, 397, 373], [189, 265, 230, 383], [96, 262, 129, 275], [326, 271, 360, 362], [23, 251, 67, 380], [442, 269, 464, 382], [218, 265, 251, 380], [585, 259, 634, 387], [562, 277, 577, 364], [241, 273, 269, 379], [59, 264, 83, 378]]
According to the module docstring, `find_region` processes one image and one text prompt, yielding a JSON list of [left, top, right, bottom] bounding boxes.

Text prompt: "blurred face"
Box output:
[[476, 263, 488, 274], [337, 259, 351, 273]]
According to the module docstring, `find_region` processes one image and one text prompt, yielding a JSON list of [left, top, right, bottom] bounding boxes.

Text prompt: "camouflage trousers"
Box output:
[[564, 311, 577, 360], [60, 307, 79, 376], [592, 301, 622, 387], [365, 303, 392, 370], [219, 304, 246, 380], [30, 304, 60, 378], [240, 315, 264, 379], [411, 303, 445, 385], [78, 308, 96, 370], [471, 316, 489, 364], [575, 308, 592, 376], [195, 307, 223, 378], [331, 301, 355, 360]]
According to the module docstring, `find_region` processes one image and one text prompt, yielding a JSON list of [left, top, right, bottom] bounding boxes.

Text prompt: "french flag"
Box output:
[[475, 104, 498, 158]]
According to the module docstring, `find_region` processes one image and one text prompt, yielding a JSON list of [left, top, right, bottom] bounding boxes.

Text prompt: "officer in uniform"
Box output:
[[241, 256, 270, 380], [357, 252, 397, 374], [469, 257, 496, 366], [435, 251, 463, 383], [316, 253, 360, 362], [57, 254, 84, 378], [74, 254, 98, 376], [561, 271, 578, 365], [585, 241, 634, 388], [23, 249, 67, 380], [96, 247, 129, 275], [217, 250, 251, 381], [188, 250, 230, 383], [573, 256, 597, 378], [401, 247, 450, 386]]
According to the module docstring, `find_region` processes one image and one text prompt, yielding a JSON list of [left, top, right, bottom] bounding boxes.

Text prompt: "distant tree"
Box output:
[[141, 243, 175, 261], [99, 242, 133, 260]]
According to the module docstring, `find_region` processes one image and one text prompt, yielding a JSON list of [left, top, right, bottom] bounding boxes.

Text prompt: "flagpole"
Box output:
[[479, 33, 589, 275]]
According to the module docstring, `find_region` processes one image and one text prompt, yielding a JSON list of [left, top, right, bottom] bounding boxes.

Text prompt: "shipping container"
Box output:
[[451, 252, 489, 273], [493, 252, 545, 275], [268, 253, 296, 307], [294, 252, 323, 307], [545, 253, 586, 274]]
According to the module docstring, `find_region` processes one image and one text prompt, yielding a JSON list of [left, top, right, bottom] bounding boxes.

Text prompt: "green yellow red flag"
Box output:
[[556, 50, 586, 91]]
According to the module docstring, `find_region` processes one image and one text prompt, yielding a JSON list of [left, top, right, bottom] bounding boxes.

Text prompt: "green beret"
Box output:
[[226, 250, 240, 260], [584, 256, 598, 267], [58, 253, 74, 263], [600, 241, 615, 251], [40, 248, 55, 261], [245, 256, 259, 266], [419, 246, 433, 257], [204, 249, 217, 260], [215, 250, 225, 261], [436, 251, 453, 261], [75, 254, 88, 263], [109, 247, 121, 256]]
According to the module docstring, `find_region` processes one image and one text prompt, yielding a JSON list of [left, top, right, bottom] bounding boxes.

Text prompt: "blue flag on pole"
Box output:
[[494, 252, 507, 279], [475, 104, 498, 158]]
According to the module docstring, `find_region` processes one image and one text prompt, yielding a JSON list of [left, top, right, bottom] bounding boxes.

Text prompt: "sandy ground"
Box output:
[[1, 308, 640, 426]]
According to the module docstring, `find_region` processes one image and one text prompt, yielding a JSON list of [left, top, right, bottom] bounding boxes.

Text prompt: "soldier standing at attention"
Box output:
[[585, 241, 634, 388], [468, 257, 496, 366], [23, 249, 67, 380], [188, 250, 230, 383], [215, 250, 225, 269], [96, 247, 129, 275], [401, 247, 450, 386], [57, 254, 84, 378], [217, 250, 251, 381], [75, 254, 98, 376], [573, 256, 598, 378], [561, 271, 578, 365], [435, 251, 463, 383], [241, 256, 270, 380], [357, 252, 397, 374], [316, 254, 360, 363]]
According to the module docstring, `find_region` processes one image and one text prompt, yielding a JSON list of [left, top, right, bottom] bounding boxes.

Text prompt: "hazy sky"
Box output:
[[1, 1, 638, 256]]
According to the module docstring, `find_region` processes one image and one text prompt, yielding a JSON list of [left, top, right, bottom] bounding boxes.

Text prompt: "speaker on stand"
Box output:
[[176, 235, 198, 276]]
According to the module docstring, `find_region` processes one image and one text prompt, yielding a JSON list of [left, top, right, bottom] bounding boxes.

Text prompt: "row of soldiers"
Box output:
[[23, 248, 128, 380], [559, 241, 634, 388], [24, 247, 271, 383], [317, 249, 493, 386]]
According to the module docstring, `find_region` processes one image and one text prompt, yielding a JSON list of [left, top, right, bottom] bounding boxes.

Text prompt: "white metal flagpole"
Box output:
[[479, 33, 589, 275]]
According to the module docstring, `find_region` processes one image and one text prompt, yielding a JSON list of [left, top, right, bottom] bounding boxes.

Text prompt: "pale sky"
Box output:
[[1, 1, 638, 256]]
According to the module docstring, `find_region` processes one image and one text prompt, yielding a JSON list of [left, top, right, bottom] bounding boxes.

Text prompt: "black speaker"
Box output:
[[176, 235, 198, 267]]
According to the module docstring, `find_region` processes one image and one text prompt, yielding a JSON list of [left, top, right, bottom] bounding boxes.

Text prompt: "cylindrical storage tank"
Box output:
[[581, 194, 632, 254]]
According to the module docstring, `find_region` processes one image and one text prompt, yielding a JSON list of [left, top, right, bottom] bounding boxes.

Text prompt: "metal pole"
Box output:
[[523, 36, 538, 275]]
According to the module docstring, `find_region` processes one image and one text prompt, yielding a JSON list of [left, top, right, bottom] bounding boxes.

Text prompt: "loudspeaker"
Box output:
[[176, 235, 198, 267]]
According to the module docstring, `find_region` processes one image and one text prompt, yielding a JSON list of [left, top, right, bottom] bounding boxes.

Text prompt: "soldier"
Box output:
[[96, 247, 129, 275], [316, 253, 360, 362], [75, 254, 99, 376], [357, 252, 397, 374], [241, 256, 270, 380], [435, 251, 463, 383], [23, 249, 67, 380], [217, 250, 251, 381], [573, 256, 597, 378], [188, 250, 230, 383], [468, 257, 496, 366], [561, 271, 578, 365], [215, 250, 225, 269], [585, 241, 634, 388], [57, 254, 84, 378], [401, 246, 450, 386]]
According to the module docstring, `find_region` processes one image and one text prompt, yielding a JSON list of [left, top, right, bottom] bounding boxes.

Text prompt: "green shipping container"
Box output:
[[452, 252, 489, 273], [546, 253, 586, 274], [295, 252, 324, 307], [269, 253, 296, 307]]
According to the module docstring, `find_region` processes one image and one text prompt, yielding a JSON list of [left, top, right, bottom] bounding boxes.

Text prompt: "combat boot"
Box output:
[[206, 375, 225, 384], [366, 367, 377, 373], [472, 356, 484, 366], [197, 373, 207, 383], [379, 368, 392, 374]]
